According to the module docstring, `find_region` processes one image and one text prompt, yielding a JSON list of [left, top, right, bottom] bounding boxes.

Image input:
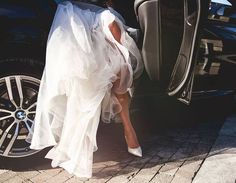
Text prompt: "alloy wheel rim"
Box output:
[[0, 75, 40, 157]]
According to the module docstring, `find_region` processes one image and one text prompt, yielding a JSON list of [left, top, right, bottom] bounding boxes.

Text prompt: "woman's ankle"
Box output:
[[124, 128, 140, 148]]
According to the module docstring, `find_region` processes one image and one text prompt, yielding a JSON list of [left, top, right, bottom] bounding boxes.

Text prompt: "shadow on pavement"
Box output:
[[0, 93, 235, 181]]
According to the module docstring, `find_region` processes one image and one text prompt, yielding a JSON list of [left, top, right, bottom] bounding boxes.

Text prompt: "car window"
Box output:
[[53, 0, 102, 4], [0, 0, 37, 18], [0, 0, 36, 8], [0, 0, 56, 17], [210, 0, 236, 18], [54, 0, 64, 4], [211, 0, 232, 6]]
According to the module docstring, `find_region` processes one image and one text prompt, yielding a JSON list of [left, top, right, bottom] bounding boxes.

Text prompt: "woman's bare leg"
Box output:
[[115, 92, 140, 148], [108, 21, 140, 148]]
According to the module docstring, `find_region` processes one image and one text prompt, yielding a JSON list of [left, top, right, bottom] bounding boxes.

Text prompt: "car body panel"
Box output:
[[0, 0, 236, 102], [0, 0, 56, 59], [192, 0, 236, 100]]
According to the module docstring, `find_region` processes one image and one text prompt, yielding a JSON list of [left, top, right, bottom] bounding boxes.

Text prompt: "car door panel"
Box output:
[[135, 0, 207, 104], [134, 0, 162, 81]]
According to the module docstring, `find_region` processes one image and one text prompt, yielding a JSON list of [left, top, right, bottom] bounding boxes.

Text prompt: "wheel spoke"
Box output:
[[27, 111, 36, 114], [27, 102, 37, 111], [3, 123, 19, 156], [0, 121, 16, 147], [5, 77, 18, 108], [0, 108, 13, 114], [0, 114, 12, 121], [27, 118, 35, 124], [15, 76, 24, 108], [23, 121, 33, 134]]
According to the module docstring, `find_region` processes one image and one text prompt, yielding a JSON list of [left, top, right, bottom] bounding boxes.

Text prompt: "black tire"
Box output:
[[0, 57, 44, 160]]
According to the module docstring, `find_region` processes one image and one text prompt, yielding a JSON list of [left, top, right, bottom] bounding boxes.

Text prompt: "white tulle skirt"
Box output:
[[27, 1, 143, 178]]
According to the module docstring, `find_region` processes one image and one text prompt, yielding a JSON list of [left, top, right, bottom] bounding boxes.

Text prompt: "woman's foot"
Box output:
[[127, 146, 142, 157], [124, 128, 142, 157]]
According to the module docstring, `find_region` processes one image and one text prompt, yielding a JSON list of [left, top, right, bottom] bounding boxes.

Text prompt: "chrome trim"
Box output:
[[168, 0, 201, 96]]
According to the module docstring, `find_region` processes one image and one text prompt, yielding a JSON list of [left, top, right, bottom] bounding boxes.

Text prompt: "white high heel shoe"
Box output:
[[125, 135, 142, 157], [128, 146, 142, 157]]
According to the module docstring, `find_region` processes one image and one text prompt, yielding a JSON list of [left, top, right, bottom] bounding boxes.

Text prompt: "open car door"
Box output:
[[135, 0, 209, 104]]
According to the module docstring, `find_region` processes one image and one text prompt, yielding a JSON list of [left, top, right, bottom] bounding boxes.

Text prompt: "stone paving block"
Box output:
[[108, 157, 152, 183], [107, 163, 143, 183], [158, 161, 183, 177], [193, 154, 236, 183], [17, 169, 40, 180], [97, 161, 117, 168], [154, 137, 178, 147], [147, 155, 161, 164], [185, 154, 206, 163], [41, 167, 62, 176], [0, 171, 17, 182], [173, 135, 190, 143], [4, 175, 25, 183], [129, 157, 151, 166], [92, 162, 108, 175], [45, 170, 73, 183], [22, 180, 33, 183], [143, 143, 167, 157], [86, 178, 109, 183], [171, 160, 202, 183], [30, 172, 52, 182], [150, 172, 173, 183], [186, 135, 201, 144], [156, 147, 179, 160], [186, 143, 211, 161], [193, 115, 236, 183], [144, 148, 160, 157], [219, 116, 236, 137], [87, 163, 127, 183], [33, 163, 52, 173], [195, 122, 220, 133], [173, 142, 200, 160], [163, 132, 183, 140], [179, 141, 213, 170], [106, 175, 129, 183], [0, 169, 8, 175], [118, 157, 135, 165], [65, 176, 87, 183], [129, 162, 163, 183], [208, 135, 236, 156], [108, 172, 142, 183], [171, 174, 192, 183], [193, 136, 236, 183], [199, 135, 217, 145]]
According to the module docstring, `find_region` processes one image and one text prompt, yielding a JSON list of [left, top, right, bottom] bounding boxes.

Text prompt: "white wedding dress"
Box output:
[[27, 1, 143, 178]]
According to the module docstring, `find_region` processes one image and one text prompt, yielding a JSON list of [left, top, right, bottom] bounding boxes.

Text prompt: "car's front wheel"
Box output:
[[0, 57, 43, 158]]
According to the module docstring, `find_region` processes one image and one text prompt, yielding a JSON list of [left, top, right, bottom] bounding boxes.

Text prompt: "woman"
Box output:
[[27, 0, 143, 178]]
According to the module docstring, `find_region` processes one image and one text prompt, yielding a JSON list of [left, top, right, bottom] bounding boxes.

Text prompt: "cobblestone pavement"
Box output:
[[193, 115, 236, 183], [0, 95, 235, 183]]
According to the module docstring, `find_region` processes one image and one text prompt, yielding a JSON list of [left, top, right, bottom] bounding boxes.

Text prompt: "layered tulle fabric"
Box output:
[[28, 1, 143, 178]]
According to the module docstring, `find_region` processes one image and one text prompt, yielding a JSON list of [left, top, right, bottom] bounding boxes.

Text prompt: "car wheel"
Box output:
[[0, 57, 43, 158]]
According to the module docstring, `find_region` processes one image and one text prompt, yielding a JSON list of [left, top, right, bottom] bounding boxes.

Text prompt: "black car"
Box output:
[[0, 0, 235, 158]]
